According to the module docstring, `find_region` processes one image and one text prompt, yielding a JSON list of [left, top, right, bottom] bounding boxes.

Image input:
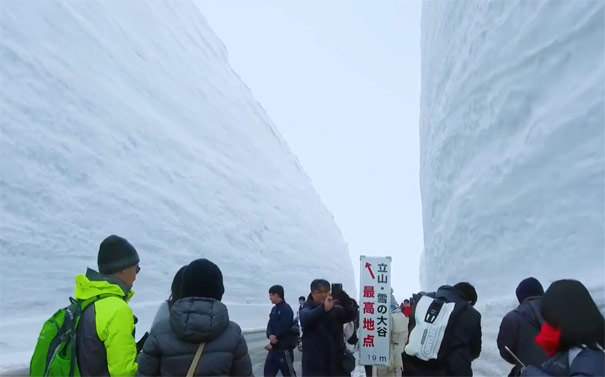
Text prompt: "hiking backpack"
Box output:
[[404, 294, 465, 362], [30, 295, 109, 377]]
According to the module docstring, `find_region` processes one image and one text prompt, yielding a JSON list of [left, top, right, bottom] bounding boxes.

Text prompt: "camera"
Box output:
[[331, 283, 342, 296]]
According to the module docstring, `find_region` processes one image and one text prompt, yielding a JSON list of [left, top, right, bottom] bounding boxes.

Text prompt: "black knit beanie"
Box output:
[[181, 258, 225, 301], [97, 235, 140, 274], [516, 277, 544, 303]]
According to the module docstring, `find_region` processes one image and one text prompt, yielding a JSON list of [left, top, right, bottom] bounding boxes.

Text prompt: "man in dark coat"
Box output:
[[497, 277, 547, 376], [300, 279, 358, 377], [264, 285, 296, 376], [404, 283, 482, 376]]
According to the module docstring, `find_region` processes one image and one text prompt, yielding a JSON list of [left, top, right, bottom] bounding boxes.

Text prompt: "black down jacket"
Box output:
[[300, 294, 358, 376], [137, 297, 253, 376], [497, 296, 547, 376]]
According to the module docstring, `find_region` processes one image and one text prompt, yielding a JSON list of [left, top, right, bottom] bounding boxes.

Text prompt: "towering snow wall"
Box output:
[[0, 1, 354, 367], [420, 1, 604, 374]]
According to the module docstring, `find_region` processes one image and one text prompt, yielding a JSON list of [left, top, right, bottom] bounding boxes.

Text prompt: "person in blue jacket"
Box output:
[[264, 284, 296, 376]]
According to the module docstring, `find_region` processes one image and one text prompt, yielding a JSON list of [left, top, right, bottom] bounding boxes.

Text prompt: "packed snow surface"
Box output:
[[419, 0, 604, 375], [0, 1, 354, 370]]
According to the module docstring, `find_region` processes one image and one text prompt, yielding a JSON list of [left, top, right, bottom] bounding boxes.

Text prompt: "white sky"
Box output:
[[195, 0, 423, 300]]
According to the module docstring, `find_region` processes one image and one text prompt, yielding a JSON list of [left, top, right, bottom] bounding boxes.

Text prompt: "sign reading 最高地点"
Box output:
[[359, 256, 391, 366]]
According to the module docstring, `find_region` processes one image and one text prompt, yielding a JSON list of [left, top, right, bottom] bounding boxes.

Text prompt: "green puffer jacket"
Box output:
[[75, 268, 138, 377]]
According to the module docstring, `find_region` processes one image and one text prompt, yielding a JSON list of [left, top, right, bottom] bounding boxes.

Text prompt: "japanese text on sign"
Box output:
[[359, 256, 392, 365]]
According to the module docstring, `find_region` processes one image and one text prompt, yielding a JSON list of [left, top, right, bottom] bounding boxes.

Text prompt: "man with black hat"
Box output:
[[75, 235, 141, 376], [497, 277, 547, 376]]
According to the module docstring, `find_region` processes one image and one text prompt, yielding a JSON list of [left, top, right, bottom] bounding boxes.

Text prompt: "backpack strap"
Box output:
[[514, 300, 544, 331], [187, 343, 206, 377], [67, 294, 119, 376], [569, 344, 605, 368], [69, 293, 118, 312], [568, 347, 584, 368]]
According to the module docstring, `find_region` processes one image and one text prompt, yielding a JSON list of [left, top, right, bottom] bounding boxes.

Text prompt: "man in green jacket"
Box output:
[[75, 235, 140, 376]]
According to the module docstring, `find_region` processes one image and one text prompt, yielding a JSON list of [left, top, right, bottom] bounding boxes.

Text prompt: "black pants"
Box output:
[[264, 349, 296, 377], [402, 359, 448, 376]]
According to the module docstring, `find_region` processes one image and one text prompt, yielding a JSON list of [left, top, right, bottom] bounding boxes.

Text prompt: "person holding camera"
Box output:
[[299, 279, 359, 376]]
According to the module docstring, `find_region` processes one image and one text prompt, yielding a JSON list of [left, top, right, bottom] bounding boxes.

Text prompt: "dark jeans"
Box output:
[[402, 357, 448, 376], [265, 348, 296, 377]]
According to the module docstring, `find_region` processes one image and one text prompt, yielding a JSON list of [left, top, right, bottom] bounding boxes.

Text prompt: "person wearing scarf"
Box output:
[[520, 280, 604, 376]]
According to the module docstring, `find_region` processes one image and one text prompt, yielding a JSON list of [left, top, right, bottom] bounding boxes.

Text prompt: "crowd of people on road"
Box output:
[[29, 235, 604, 377]]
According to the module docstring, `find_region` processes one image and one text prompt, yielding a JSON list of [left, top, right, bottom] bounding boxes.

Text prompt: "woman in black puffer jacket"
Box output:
[[137, 259, 253, 376]]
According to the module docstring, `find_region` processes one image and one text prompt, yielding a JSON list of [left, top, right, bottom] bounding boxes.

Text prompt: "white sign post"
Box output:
[[359, 255, 392, 366]]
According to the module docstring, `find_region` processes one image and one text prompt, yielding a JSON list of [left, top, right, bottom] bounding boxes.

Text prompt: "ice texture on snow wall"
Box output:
[[0, 1, 354, 365], [419, 1, 604, 374], [419, 0, 604, 295]]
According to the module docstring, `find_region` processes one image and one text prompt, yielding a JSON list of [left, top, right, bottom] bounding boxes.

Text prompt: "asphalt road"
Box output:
[[245, 331, 302, 376]]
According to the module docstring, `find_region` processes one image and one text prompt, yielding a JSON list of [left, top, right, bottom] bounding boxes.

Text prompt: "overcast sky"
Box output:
[[195, 0, 423, 299]]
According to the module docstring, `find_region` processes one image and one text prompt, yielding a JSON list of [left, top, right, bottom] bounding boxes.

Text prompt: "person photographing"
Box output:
[[299, 279, 358, 376]]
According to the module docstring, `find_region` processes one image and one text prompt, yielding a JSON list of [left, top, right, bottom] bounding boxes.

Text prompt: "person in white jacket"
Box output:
[[375, 294, 409, 377]]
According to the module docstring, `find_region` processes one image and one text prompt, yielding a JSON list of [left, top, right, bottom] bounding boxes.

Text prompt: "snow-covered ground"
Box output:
[[0, 1, 355, 370], [419, 0, 604, 375]]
